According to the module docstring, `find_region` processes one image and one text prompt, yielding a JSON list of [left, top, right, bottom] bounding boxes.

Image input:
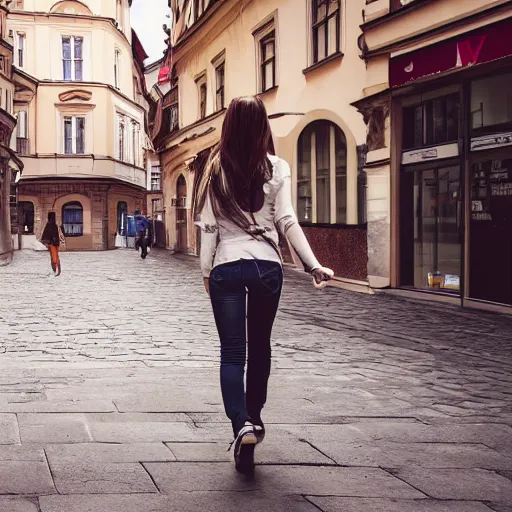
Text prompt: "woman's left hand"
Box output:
[[312, 267, 334, 285], [203, 277, 210, 296]]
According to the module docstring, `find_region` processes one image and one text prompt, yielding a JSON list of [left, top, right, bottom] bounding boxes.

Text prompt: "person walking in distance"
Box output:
[[41, 212, 64, 276], [193, 96, 333, 474]]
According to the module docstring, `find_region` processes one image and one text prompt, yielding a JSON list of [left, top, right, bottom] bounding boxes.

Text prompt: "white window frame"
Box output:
[[211, 51, 226, 112], [16, 110, 28, 138], [63, 115, 86, 155], [116, 0, 123, 31], [130, 120, 140, 166], [16, 32, 26, 68], [253, 12, 279, 94], [117, 112, 126, 161], [62, 35, 83, 81], [114, 48, 121, 89], [116, 111, 140, 165], [195, 71, 207, 120], [6, 89, 11, 113], [151, 166, 162, 191]]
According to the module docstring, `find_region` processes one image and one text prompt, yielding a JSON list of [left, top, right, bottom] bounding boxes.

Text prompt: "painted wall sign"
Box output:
[[471, 132, 512, 152], [390, 18, 512, 88]]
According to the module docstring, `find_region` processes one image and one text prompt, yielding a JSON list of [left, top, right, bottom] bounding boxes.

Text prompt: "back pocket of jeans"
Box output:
[[257, 263, 282, 294]]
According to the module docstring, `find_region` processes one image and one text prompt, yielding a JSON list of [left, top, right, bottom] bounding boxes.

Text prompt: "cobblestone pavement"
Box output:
[[0, 249, 511, 512]]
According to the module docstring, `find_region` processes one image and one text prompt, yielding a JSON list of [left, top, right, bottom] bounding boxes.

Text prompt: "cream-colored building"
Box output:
[[144, 57, 166, 246], [0, 0, 23, 266], [9, 0, 148, 251], [357, 0, 512, 309], [153, 0, 369, 283]]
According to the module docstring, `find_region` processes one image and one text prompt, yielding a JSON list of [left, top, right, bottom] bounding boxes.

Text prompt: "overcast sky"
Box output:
[[131, 0, 170, 64]]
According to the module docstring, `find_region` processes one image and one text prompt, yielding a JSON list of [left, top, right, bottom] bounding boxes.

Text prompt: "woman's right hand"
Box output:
[[203, 277, 210, 296]]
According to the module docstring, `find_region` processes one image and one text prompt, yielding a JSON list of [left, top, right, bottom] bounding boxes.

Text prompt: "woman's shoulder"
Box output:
[[268, 154, 291, 179]]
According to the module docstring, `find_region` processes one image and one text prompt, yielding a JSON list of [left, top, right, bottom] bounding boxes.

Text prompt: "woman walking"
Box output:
[[193, 96, 332, 474], [41, 212, 64, 276]]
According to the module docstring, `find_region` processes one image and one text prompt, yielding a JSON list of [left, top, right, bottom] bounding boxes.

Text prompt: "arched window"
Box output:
[[297, 120, 347, 224], [176, 174, 187, 206], [117, 201, 127, 235], [62, 201, 83, 236]]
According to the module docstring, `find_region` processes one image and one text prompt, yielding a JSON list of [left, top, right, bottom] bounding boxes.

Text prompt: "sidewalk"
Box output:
[[0, 250, 511, 511]]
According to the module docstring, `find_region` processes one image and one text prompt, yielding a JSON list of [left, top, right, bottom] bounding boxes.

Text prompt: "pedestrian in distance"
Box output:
[[193, 96, 333, 475], [134, 214, 150, 259], [40, 212, 64, 277]]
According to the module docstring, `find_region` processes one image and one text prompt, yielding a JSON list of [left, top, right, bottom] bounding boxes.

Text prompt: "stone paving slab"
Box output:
[[0, 414, 20, 444], [0, 497, 39, 512], [166, 437, 334, 465], [113, 397, 222, 413], [306, 497, 495, 511], [88, 421, 201, 443], [395, 468, 512, 503], [0, 446, 45, 462], [45, 442, 176, 464], [144, 462, 425, 497], [39, 492, 317, 512], [282, 420, 512, 447], [0, 461, 55, 494], [50, 462, 158, 494], [18, 413, 92, 444], [299, 438, 509, 469], [0, 400, 117, 414], [85, 412, 190, 423]]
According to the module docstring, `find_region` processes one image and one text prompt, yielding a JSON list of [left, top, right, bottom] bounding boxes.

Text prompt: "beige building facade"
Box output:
[[0, 0, 23, 266], [154, 0, 369, 284], [9, 0, 148, 251], [357, 0, 512, 309]]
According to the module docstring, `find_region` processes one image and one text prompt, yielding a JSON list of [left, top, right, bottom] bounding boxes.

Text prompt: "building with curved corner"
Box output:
[[0, 0, 23, 266], [9, 0, 149, 251], [153, 0, 369, 287]]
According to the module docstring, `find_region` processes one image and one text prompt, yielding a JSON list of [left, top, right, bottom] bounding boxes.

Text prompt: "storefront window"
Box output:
[[401, 163, 462, 294], [471, 73, 512, 136], [403, 93, 460, 150], [413, 166, 461, 293]]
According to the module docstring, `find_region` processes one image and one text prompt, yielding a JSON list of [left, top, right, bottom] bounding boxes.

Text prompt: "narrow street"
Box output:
[[1, 250, 511, 512]]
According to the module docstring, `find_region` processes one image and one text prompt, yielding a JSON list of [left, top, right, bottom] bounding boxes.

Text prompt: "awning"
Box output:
[[389, 17, 512, 88]]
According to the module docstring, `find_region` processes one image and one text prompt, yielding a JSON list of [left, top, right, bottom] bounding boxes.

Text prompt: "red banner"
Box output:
[[390, 17, 512, 88]]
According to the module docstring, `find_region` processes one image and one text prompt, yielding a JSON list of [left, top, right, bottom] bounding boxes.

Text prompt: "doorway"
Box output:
[[400, 163, 462, 293], [176, 174, 188, 252]]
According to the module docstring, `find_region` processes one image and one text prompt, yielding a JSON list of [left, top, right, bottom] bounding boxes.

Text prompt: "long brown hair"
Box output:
[[193, 96, 273, 231]]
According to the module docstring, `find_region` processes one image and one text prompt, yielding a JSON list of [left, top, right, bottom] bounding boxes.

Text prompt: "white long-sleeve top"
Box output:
[[196, 154, 321, 278]]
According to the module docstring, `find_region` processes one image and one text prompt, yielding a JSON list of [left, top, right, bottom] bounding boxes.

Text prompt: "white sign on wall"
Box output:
[[402, 142, 459, 165], [471, 132, 512, 152]]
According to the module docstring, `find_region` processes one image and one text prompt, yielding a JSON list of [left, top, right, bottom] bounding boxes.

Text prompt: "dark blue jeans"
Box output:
[[209, 259, 283, 436]]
